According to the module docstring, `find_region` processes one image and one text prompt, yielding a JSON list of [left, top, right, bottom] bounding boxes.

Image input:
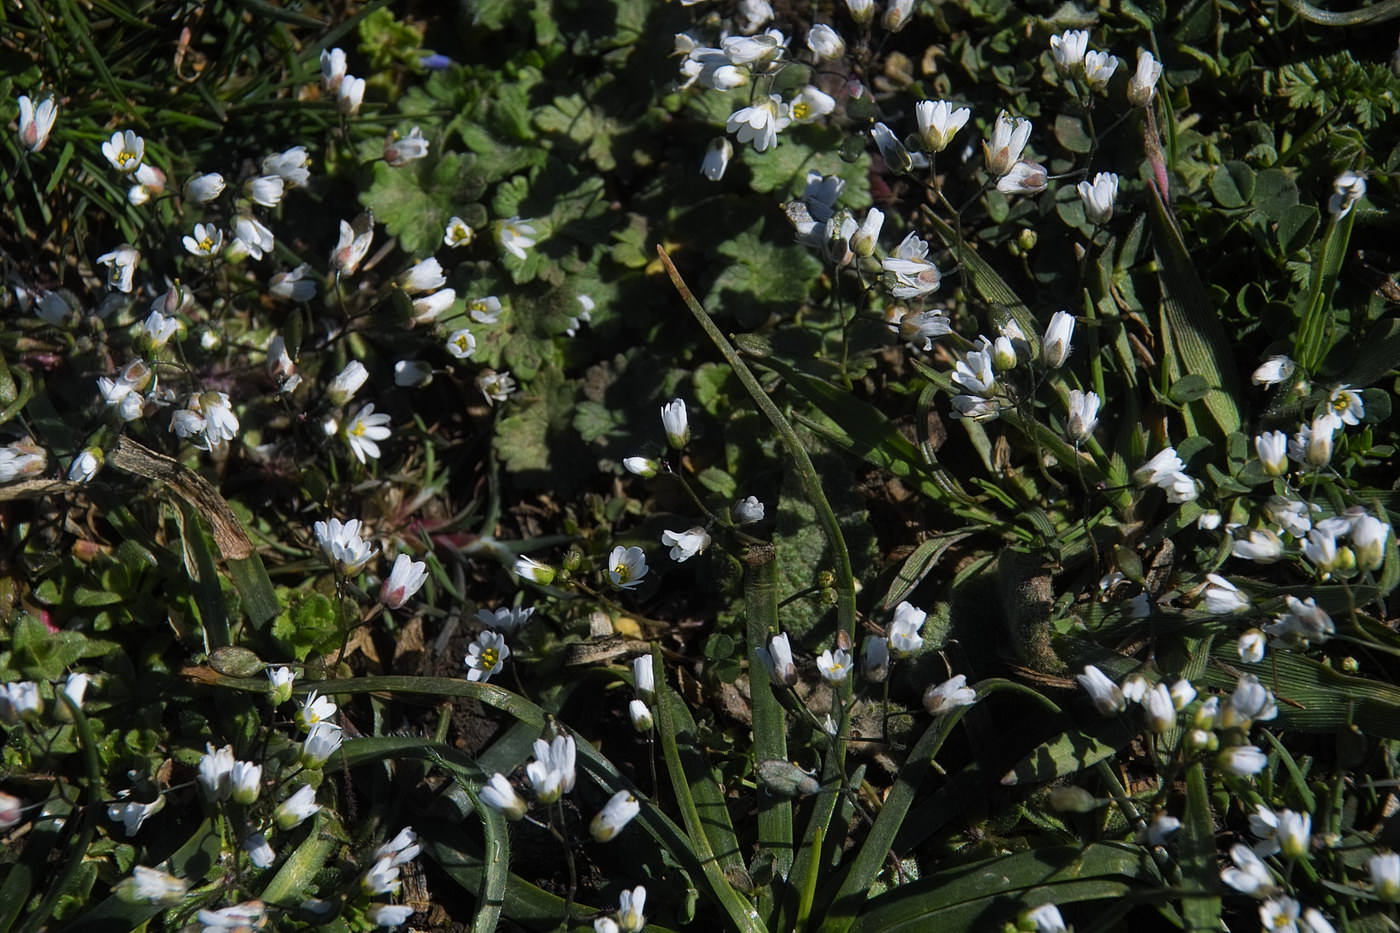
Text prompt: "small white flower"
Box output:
[[446, 328, 477, 360], [759, 633, 797, 686], [338, 75, 366, 115], [1301, 527, 1344, 575], [628, 699, 654, 731], [882, 232, 942, 299], [923, 674, 978, 715], [262, 146, 311, 186], [321, 48, 348, 91], [1143, 683, 1176, 733], [1255, 430, 1289, 476], [1077, 172, 1118, 225], [622, 456, 659, 478], [892, 309, 951, 349], [870, 122, 915, 174], [1202, 573, 1250, 614], [1221, 674, 1278, 728], [477, 606, 534, 636], [701, 136, 733, 181], [952, 349, 996, 397], [68, 448, 102, 483], [816, 647, 852, 683], [887, 601, 926, 657], [412, 288, 455, 325], [851, 207, 884, 258], [183, 223, 223, 258], [1329, 384, 1364, 425], [362, 857, 401, 896], [120, 866, 188, 905], [726, 94, 789, 152], [1238, 629, 1266, 663], [1278, 809, 1311, 860], [983, 111, 1032, 177], [314, 518, 378, 575], [948, 394, 1002, 422], [1289, 412, 1342, 468], [271, 264, 316, 301], [375, 827, 422, 867], [883, 0, 915, 30], [1077, 665, 1126, 716], [1217, 744, 1268, 776], [398, 257, 446, 295], [862, 636, 890, 683], [1221, 843, 1275, 896], [469, 296, 502, 323], [661, 526, 710, 562], [102, 130, 144, 174], [97, 245, 140, 292], [198, 743, 236, 800], [107, 796, 164, 836], [1329, 170, 1367, 217], [244, 174, 284, 207], [465, 630, 510, 683], [444, 216, 475, 247], [331, 216, 375, 277], [198, 902, 267, 929], [16, 95, 57, 152], [301, 721, 343, 766], [1353, 513, 1389, 571], [1134, 447, 1185, 486], [1372, 852, 1400, 901], [1232, 527, 1284, 563], [183, 171, 226, 203], [384, 126, 430, 166], [608, 545, 649, 590], [633, 656, 655, 702], [1041, 310, 1075, 368], [590, 790, 640, 842], [267, 666, 296, 705], [326, 361, 369, 406], [127, 164, 166, 205], [733, 495, 765, 524], [789, 85, 836, 125], [1127, 49, 1162, 106], [721, 34, 780, 65], [660, 398, 689, 449], [1049, 30, 1089, 75], [297, 691, 339, 733], [996, 160, 1048, 195], [1026, 903, 1067, 933], [1251, 355, 1295, 386], [1066, 389, 1100, 443], [915, 100, 971, 153], [514, 556, 556, 585], [845, 0, 874, 22], [368, 904, 415, 927], [1197, 510, 1223, 530], [1301, 908, 1336, 933], [231, 215, 274, 260], [1146, 811, 1181, 845], [1083, 50, 1119, 91], [380, 554, 429, 609], [806, 24, 845, 61], [243, 831, 275, 868], [497, 217, 538, 260], [229, 760, 261, 805]]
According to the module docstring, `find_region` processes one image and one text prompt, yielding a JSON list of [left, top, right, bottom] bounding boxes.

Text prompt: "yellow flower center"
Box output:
[[613, 563, 631, 583], [1333, 396, 1352, 412], [118, 151, 133, 166], [351, 422, 366, 437], [453, 337, 469, 352], [198, 237, 213, 252], [480, 647, 498, 668], [792, 101, 811, 120]]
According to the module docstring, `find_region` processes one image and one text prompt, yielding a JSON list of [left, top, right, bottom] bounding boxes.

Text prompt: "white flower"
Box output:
[[412, 288, 455, 325], [102, 130, 144, 173], [314, 518, 377, 575], [870, 122, 914, 174], [0, 443, 46, 484], [183, 223, 223, 258], [301, 722, 343, 766], [660, 398, 689, 448], [231, 215, 274, 260], [862, 636, 890, 682], [700, 136, 733, 181], [1221, 674, 1278, 728], [398, 257, 446, 295], [271, 264, 316, 301], [726, 95, 789, 152], [806, 24, 845, 61], [628, 699, 654, 732], [1065, 389, 1100, 443], [107, 796, 163, 836], [267, 666, 296, 705], [68, 448, 102, 483], [952, 349, 996, 396], [983, 111, 1032, 177], [1372, 853, 1400, 901], [789, 85, 835, 124], [1300, 527, 1344, 575], [1077, 172, 1118, 225], [633, 656, 655, 702], [924, 674, 978, 715], [1251, 355, 1295, 386], [339, 75, 366, 115], [243, 831, 274, 868], [97, 245, 139, 292], [1083, 50, 1118, 91], [661, 526, 710, 562], [468, 296, 502, 323], [1289, 412, 1341, 467], [1049, 30, 1089, 74], [1329, 170, 1367, 217], [244, 174, 284, 207], [1255, 430, 1289, 476], [1134, 447, 1185, 486], [892, 309, 951, 350], [1077, 665, 1126, 715], [326, 361, 369, 406], [0, 681, 41, 723], [127, 164, 166, 205], [1238, 629, 1266, 663], [1221, 843, 1275, 896], [1026, 904, 1067, 933], [608, 545, 649, 590], [887, 601, 926, 657], [1218, 745, 1268, 776], [321, 48, 347, 91], [465, 630, 510, 683], [1277, 809, 1311, 860], [733, 495, 765, 524], [229, 760, 261, 805], [1120, 673, 1152, 705], [1146, 811, 1181, 845], [737, 0, 774, 31], [1353, 513, 1389, 571], [17, 95, 57, 152], [362, 857, 401, 896], [446, 329, 477, 360], [1127, 50, 1162, 106], [198, 743, 236, 800], [1143, 683, 1176, 733], [1302, 908, 1336, 933], [882, 232, 942, 299], [477, 606, 534, 636], [915, 100, 970, 153], [1232, 527, 1284, 563], [948, 394, 1002, 422], [121, 866, 188, 905], [623, 457, 659, 478], [514, 556, 556, 585], [368, 905, 415, 927], [845, 0, 875, 23], [331, 216, 375, 276], [1266, 596, 1334, 649], [1202, 573, 1250, 614], [590, 790, 640, 842], [614, 885, 648, 932], [721, 34, 780, 64], [1197, 510, 1223, 530], [381, 554, 428, 609], [1041, 310, 1075, 368], [850, 208, 884, 258], [384, 126, 430, 166], [883, 0, 915, 30], [430, 222, 473, 260], [816, 647, 852, 683], [375, 827, 422, 867], [759, 633, 797, 686], [198, 902, 267, 929], [34, 290, 73, 327], [297, 690, 339, 732], [497, 217, 538, 260], [1328, 384, 1364, 425], [996, 160, 1048, 195], [262, 146, 311, 186]]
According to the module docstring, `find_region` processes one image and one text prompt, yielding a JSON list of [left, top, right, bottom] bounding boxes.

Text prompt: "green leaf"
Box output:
[[1167, 374, 1211, 404], [1209, 161, 1255, 208], [706, 228, 823, 329], [741, 125, 871, 205], [361, 152, 487, 257], [1001, 714, 1140, 785], [1178, 763, 1221, 931], [533, 91, 621, 171], [1275, 203, 1319, 254], [493, 368, 585, 487]]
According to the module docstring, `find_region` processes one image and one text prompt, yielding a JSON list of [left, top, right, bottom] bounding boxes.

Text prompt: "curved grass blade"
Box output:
[[1177, 763, 1221, 931], [745, 544, 792, 924], [259, 813, 334, 906]]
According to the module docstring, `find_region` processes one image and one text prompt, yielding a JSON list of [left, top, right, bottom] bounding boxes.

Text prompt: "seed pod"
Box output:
[[210, 646, 266, 678]]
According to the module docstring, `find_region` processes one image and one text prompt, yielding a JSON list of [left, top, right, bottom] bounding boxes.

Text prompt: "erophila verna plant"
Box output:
[[2, 0, 1400, 930]]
